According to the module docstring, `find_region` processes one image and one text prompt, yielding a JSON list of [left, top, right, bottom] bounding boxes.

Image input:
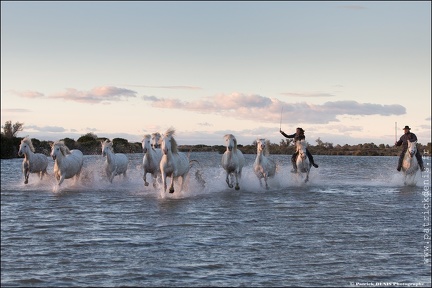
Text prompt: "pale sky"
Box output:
[[1, 1, 431, 146]]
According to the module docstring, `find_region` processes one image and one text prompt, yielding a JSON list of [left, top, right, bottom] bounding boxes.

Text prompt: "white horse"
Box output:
[[159, 128, 193, 193], [254, 138, 276, 189], [401, 140, 419, 185], [18, 136, 49, 184], [101, 139, 128, 183], [50, 141, 83, 187], [295, 140, 311, 183], [142, 134, 163, 188], [222, 134, 245, 190]]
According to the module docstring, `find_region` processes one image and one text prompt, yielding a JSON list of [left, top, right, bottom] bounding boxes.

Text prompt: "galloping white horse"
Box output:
[[295, 140, 311, 183], [101, 139, 128, 183], [401, 140, 419, 185], [50, 141, 83, 187], [142, 134, 162, 188], [18, 136, 49, 184], [159, 128, 191, 193], [222, 134, 245, 190], [254, 138, 276, 189]]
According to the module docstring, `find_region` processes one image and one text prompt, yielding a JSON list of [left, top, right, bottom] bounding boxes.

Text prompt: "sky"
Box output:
[[1, 1, 431, 147]]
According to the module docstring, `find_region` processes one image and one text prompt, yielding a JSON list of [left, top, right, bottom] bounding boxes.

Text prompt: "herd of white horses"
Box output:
[[17, 128, 422, 191]]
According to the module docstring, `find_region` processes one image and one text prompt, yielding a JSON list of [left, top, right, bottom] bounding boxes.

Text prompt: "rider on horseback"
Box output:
[[280, 127, 319, 173], [395, 125, 425, 172]]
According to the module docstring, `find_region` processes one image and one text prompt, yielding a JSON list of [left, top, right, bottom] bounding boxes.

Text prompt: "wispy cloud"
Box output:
[[142, 93, 406, 124], [49, 86, 137, 104], [25, 125, 67, 133], [1, 108, 32, 113], [198, 122, 213, 127], [8, 90, 45, 99], [9, 86, 137, 104]]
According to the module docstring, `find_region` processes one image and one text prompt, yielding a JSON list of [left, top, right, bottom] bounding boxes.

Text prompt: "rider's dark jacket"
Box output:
[[280, 131, 305, 142], [396, 132, 417, 148]]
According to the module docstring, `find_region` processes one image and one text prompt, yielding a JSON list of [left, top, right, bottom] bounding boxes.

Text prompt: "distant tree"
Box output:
[[1, 121, 24, 138], [77, 132, 98, 143], [61, 138, 76, 150], [77, 133, 99, 154], [316, 137, 324, 147]]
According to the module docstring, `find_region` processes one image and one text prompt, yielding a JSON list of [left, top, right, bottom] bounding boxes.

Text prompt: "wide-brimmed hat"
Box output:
[[402, 125, 411, 130]]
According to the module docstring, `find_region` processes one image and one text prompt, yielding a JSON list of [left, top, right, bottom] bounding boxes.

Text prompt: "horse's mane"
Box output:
[[53, 140, 71, 155], [143, 134, 151, 140], [151, 132, 161, 139], [164, 128, 175, 138], [163, 128, 178, 153], [224, 134, 237, 151], [21, 136, 35, 152]]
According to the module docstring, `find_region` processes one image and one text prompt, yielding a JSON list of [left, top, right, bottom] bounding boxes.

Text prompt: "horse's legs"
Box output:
[[169, 176, 175, 193], [226, 173, 233, 188], [264, 174, 269, 190], [24, 168, 29, 184], [152, 174, 158, 189], [143, 170, 149, 186], [258, 177, 263, 188], [234, 172, 240, 190]]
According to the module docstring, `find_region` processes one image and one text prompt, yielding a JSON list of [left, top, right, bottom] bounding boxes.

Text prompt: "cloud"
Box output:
[[49, 86, 137, 104], [142, 93, 406, 124], [8, 90, 45, 99], [198, 122, 213, 127], [1, 108, 32, 113], [25, 125, 67, 133], [8, 86, 137, 104], [321, 101, 406, 116]]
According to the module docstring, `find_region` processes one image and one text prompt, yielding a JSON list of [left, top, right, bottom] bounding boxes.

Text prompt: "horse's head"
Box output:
[[407, 140, 417, 158], [224, 134, 237, 152], [101, 140, 112, 157], [142, 135, 152, 153], [257, 139, 268, 155], [151, 132, 161, 148], [161, 129, 177, 155], [50, 141, 69, 160], [296, 140, 307, 159], [18, 136, 34, 156]]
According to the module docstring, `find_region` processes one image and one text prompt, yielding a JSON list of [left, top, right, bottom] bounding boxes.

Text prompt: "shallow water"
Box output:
[[1, 153, 431, 287]]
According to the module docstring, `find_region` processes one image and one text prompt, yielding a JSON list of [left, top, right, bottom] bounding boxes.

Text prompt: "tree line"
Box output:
[[1, 121, 431, 159]]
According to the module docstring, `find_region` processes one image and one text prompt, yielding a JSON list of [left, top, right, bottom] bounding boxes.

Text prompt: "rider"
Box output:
[[395, 125, 425, 172], [280, 127, 319, 173]]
